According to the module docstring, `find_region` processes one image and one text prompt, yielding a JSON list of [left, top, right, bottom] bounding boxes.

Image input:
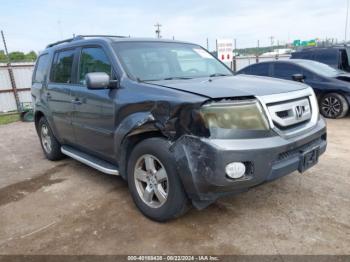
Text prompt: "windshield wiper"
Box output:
[[162, 76, 193, 80], [209, 73, 232, 77], [138, 76, 193, 82]]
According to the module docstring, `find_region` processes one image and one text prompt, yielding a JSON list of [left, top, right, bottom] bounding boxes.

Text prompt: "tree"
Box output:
[[8, 51, 26, 62], [0, 50, 7, 62], [25, 51, 37, 61], [0, 50, 37, 62]]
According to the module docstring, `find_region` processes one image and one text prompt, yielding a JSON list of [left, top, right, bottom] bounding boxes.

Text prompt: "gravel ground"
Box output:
[[0, 119, 349, 255]]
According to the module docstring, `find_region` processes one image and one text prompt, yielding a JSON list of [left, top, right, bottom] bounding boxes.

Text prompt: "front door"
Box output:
[[71, 46, 116, 160]]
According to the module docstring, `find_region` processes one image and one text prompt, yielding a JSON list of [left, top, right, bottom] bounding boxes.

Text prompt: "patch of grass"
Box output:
[[0, 113, 20, 125]]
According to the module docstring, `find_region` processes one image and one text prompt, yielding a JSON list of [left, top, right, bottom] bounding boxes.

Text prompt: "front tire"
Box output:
[[38, 117, 65, 161], [127, 137, 189, 222], [320, 93, 349, 119]]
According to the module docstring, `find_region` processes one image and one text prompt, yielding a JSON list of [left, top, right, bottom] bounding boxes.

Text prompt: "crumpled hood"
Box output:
[[150, 75, 308, 99]]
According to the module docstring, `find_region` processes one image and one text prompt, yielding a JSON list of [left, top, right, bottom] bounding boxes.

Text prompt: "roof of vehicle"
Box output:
[[293, 46, 349, 53], [44, 35, 195, 50], [240, 59, 325, 65], [236, 59, 324, 73]]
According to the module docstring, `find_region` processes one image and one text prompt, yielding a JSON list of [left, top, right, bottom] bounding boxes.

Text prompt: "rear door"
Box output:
[[71, 46, 116, 160], [46, 49, 77, 143]]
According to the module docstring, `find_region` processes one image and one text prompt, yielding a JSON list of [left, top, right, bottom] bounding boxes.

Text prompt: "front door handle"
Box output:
[[46, 92, 52, 100], [71, 98, 82, 105]]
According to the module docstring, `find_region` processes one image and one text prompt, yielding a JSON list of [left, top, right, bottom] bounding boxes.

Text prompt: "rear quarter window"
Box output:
[[33, 54, 49, 83]]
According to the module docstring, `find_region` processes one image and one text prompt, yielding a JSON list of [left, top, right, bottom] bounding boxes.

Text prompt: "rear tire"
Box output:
[[38, 117, 65, 161], [127, 137, 189, 222], [320, 93, 349, 119]]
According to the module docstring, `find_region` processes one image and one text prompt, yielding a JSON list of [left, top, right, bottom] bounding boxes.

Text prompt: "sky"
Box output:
[[0, 0, 349, 53]]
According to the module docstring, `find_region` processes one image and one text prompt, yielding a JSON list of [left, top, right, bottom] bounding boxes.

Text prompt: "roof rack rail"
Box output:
[[46, 35, 127, 48], [299, 45, 349, 51]]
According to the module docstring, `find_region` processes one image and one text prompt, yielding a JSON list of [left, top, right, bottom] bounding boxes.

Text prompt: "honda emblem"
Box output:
[[295, 105, 305, 119]]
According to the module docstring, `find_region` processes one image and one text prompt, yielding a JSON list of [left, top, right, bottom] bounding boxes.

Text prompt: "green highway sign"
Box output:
[[293, 39, 316, 47]]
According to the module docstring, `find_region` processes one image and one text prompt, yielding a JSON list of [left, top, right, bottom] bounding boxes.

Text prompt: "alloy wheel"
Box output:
[[321, 96, 341, 118], [134, 154, 169, 208], [40, 124, 52, 154]]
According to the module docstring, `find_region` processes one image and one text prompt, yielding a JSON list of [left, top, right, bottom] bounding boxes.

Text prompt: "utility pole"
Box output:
[[154, 23, 162, 38], [206, 38, 209, 50], [1, 30, 20, 111], [256, 40, 260, 63], [233, 39, 237, 72], [345, 0, 349, 43], [269, 36, 274, 51]]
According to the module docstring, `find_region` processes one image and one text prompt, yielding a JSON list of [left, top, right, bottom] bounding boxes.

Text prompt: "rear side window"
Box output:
[[79, 47, 111, 84], [51, 49, 75, 83], [273, 63, 302, 79], [249, 63, 270, 76], [33, 54, 49, 83]]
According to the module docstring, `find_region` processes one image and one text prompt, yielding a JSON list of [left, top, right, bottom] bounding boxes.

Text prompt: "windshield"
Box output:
[[112, 41, 233, 81], [292, 59, 344, 77]]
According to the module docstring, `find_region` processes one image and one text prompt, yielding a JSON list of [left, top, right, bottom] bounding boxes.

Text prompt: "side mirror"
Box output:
[[292, 73, 305, 82], [85, 72, 116, 89]]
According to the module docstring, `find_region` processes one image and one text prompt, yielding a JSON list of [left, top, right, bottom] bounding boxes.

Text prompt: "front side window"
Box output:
[[33, 54, 49, 83], [273, 63, 302, 79], [51, 49, 75, 83], [79, 47, 112, 84], [112, 42, 232, 81], [293, 59, 343, 77]]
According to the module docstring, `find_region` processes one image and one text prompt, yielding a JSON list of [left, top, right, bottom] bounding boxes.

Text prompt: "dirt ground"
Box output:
[[0, 118, 349, 255]]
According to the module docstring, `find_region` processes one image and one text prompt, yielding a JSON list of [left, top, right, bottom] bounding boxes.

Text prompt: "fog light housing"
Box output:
[[225, 162, 246, 179]]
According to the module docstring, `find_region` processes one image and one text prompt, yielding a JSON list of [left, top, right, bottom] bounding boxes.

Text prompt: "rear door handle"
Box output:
[[46, 92, 52, 100], [71, 98, 82, 105]]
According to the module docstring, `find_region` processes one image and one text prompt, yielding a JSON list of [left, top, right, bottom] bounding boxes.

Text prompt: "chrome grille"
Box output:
[[257, 88, 319, 139], [267, 98, 312, 128]]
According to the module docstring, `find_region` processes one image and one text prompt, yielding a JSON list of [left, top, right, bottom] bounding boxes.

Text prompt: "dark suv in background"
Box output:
[[32, 35, 327, 221], [291, 46, 350, 72]]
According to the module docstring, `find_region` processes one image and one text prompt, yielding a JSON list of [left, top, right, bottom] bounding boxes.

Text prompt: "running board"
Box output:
[[61, 146, 119, 175]]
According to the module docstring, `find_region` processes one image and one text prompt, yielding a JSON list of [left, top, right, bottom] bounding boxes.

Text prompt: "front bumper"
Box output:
[[172, 118, 327, 207]]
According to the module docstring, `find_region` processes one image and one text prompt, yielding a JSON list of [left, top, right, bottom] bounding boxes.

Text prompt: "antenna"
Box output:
[[154, 23, 162, 38]]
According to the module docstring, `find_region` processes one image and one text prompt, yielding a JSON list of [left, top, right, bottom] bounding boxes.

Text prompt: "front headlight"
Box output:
[[199, 99, 269, 131]]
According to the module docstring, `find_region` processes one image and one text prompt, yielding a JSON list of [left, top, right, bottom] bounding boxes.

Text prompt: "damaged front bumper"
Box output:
[[171, 118, 327, 208]]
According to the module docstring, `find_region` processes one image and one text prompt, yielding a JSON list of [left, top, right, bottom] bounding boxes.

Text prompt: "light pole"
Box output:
[[346, 0, 349, 43], [154, 23, 162, 39]]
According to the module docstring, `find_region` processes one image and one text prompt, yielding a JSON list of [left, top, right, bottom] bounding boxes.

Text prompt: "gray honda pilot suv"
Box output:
[[32, 35, 327, 221]]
